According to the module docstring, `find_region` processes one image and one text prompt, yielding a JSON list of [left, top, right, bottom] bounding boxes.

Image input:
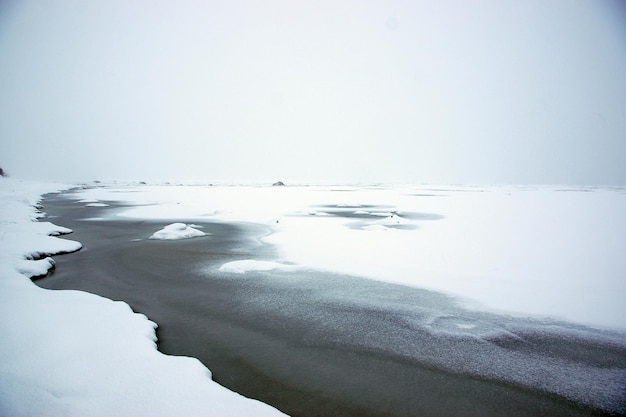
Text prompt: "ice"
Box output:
[[149, 223, 206, 240], [6, 180, 625, 414], [219, 260, 299, 274], [361, 224, 391, 232], [370, 211, 394, 217], [73, 183, 626, 331], [0, 179, 287, 417], [14, 180, 625, 414], [371, 214, 412, 226]]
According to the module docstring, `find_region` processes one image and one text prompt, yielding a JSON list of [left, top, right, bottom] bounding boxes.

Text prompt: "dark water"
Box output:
[[35, 191, 626, 417]]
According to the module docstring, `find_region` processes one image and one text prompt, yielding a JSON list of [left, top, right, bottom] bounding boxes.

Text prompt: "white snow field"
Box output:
[[73, 182, 626, 331], [0, 179, 287, 417]]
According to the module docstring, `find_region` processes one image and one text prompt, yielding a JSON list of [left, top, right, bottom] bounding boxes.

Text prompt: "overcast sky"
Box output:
[[1, 0, 625, 184]]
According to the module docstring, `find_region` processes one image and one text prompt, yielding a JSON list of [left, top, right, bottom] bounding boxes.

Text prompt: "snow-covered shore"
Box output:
[[0, 179, 287, 417]]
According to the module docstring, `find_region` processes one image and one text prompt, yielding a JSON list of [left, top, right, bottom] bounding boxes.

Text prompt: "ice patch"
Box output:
[[33, 222, 73, 236], [370, 211, 394, 217], [372, 214, 412, 226], [77, 198, 109, 207], [70, 184, 626, 330], [362, 224, 391, 232], [307, 210, 329, 216], [149, 223, 206, 240], [219, 260, 299, 274]]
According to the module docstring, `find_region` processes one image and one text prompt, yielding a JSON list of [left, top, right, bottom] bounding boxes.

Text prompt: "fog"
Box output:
[[1, 0, 625, 184]]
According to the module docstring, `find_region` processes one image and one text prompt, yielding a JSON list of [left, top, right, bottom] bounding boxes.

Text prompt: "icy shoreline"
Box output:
[[0, 179, 287, 417]]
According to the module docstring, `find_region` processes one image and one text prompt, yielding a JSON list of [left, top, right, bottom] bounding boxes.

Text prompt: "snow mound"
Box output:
[[219, 260, 299, 274], [149, 223, 206, 240]]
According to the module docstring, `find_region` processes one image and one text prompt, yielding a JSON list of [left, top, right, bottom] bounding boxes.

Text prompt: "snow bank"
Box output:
[[72, 183, 626, 331], [219, 260, 299, 274], [0, 180, 82, 277], [149, 223, 206, 240], [0, 179, 287, 417]]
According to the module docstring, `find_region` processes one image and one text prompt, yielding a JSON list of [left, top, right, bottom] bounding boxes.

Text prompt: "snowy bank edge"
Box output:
[[0, 179, 287, 417]]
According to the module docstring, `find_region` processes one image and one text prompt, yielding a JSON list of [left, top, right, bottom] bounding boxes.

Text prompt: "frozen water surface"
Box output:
[[3, 180, 626, 416], [64, 186, 626, 329], [71, 183, 625, 329], [52, 183, 626, 414]]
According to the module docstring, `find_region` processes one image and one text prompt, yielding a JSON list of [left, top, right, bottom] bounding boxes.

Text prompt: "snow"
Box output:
[[0, 179, 287, 417], [361, 224, 392, 232], [4, 179, 625, 414], [219, 260, 299, 274], [149, 223, 206, 240], [72, 183, 626, 331], [15, 256, 56, 277], [371, 214, 412, 226]]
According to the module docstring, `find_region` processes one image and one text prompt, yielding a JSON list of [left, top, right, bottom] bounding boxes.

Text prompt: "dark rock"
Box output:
[[272, 181, 285, 187]]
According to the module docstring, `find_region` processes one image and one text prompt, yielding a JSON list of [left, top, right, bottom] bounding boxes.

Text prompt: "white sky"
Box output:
[[1, 0, 625, 184]]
